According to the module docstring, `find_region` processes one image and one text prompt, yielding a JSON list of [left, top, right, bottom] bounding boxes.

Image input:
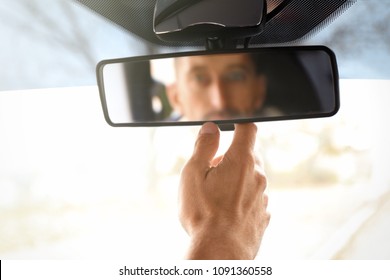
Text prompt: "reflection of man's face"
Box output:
[[166, 53, 266, 121]]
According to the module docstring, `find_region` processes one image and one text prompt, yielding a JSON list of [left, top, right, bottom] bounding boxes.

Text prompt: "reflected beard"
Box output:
[[203, 110, 246, 121]]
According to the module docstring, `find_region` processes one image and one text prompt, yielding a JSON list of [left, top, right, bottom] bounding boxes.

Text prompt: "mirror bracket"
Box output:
[[206, 37, 234, 51], [205, 36, 253, 51]]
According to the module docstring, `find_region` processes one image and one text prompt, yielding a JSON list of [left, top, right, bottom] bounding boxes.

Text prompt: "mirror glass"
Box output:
[[97, 47, 339, 127]]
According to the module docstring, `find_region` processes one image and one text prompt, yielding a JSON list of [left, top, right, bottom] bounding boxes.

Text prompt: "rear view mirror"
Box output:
[[97, 46, 339, 128]]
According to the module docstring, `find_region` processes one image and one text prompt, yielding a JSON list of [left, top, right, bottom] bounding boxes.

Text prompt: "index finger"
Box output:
[[226, 123, 258, 157]]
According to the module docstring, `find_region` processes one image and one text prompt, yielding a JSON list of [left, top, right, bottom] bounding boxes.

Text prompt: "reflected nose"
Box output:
[[209, 79, 228, 110]]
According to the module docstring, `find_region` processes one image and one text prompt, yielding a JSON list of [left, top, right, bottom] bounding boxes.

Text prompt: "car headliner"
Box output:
[[75, 0, 357, 47]]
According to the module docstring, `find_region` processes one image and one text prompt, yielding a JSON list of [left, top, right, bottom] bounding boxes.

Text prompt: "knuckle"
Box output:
[[255, 154, 264, 167], [258, 210, 271, 227], [254, 170, 267, 191], [237, 151, 257, 169], [181, 161, 192, 177], [265, 212, 271, 225], [183, 156, 202, 172], [180, 160, 200, 182]]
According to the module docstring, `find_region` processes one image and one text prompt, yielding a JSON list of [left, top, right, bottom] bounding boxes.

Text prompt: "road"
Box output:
[[334, 191, 390, 259]]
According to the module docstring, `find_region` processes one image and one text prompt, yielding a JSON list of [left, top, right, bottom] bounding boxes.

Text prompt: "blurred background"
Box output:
[[0, 0, 389, 259]]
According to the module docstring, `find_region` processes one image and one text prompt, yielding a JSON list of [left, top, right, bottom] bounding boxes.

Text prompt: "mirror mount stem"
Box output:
[[206, 37, 233, 51], [206, 37, 252, 51]]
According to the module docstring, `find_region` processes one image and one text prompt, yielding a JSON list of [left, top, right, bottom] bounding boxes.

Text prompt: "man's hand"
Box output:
[[179, 122, 270, 260]]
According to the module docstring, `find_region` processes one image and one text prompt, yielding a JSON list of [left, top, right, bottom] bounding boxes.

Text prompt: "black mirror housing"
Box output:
[[96, 46, 340, 129], [153, 0, 267, 45]]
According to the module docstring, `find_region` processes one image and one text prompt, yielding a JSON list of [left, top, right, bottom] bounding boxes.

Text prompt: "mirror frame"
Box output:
[[96, 46, 340, 128]]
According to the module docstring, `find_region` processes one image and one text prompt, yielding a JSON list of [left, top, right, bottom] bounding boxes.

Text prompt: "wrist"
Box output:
[[186, 227, 254, 260]]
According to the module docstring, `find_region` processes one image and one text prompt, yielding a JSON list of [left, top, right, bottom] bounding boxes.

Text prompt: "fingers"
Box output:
[[227, 123, 258, 157], [262, 193, 271, 227], [190, 122, 220, 168], [262, 193, 269, 209], [190, 122, 261, 175], [210, 155, 224, 167], [257, 193, 270, 230]]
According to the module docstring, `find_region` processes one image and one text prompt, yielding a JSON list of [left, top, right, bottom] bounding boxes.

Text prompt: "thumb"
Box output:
[[191, 122, 220, 167]]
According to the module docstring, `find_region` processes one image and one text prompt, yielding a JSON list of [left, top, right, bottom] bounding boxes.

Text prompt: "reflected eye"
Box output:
[[224, 70, 247, 82], [192, 73, 210, 85]]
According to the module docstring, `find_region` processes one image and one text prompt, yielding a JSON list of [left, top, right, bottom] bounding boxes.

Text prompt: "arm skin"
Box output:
[[179, 122, 270, 260]]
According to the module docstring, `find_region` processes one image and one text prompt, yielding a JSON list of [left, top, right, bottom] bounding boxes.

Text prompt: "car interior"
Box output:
[[0, 0, 389, 260]]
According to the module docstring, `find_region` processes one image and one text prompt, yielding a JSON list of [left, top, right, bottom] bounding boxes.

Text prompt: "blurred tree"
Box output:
[[0, 0, 148, 90]]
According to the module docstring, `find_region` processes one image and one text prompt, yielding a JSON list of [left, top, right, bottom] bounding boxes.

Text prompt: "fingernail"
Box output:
[[200, 122, 218, 134]]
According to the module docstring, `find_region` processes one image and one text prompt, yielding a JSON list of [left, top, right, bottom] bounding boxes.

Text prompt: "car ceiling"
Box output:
[[75, 0, 357, 46]]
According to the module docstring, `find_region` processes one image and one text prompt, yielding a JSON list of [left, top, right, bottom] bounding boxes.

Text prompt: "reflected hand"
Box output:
[[179, 122, 270, 260]]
